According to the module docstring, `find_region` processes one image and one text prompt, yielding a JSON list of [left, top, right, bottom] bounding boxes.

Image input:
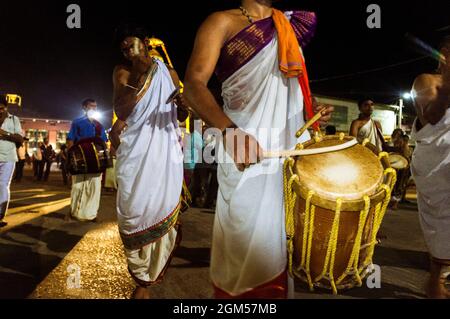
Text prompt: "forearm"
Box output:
[[0, 131, 23, 144], [109, 120, 126, 150], [109, 131, 121, 150], [184, 80, 234, 131], [114, 62, 152, 121], [114, 91, 138, 121]]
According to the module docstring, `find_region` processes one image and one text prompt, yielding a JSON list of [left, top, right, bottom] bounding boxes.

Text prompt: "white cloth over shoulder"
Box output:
[[211, 35, 310, 296], [411, 108, 450, 259], [116, 59, 183, 238], [357, 119, 382, 151]]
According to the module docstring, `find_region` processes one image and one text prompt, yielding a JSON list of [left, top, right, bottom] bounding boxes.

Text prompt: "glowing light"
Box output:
[[320, 163, 359, 186], [92, 111, 102, 120], [403, 92, 412, 100]]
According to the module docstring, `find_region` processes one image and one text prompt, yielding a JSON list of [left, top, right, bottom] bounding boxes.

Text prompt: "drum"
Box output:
[[68, 137, 113, 175], [388, 153, 409, 170], [284, 134, 396, 294]]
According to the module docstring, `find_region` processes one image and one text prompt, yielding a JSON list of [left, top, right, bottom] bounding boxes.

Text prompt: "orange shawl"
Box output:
[[272, 9, 317, 130]]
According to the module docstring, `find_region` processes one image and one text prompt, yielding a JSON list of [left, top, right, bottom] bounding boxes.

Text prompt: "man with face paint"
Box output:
[[185, 0, 333, 298], [350, 98, 384, 152], [410, 36, 450, 299], [110, 26, 188, 299], [67, 98, 108, 222]]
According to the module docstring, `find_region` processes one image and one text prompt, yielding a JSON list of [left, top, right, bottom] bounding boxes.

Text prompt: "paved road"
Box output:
[[0, 168, 428, 299]]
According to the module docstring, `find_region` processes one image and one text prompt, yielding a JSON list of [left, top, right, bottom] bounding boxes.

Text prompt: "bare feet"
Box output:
[[132, 286, 151, 299]]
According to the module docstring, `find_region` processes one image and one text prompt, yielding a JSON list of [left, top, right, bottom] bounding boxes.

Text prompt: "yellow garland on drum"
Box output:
[[283, 158, 297, 278], [283, 137, 397, 295], [336, 195, 370, 287]]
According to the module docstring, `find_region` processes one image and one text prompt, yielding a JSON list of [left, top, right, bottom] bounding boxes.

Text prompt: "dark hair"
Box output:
[[0, 94, 7, 107], [82, 98, 96, 108], [357, 97, 373, 108], [325, 125, 336, 135], [114, 23, 148, 47], [392, 128, 404, 137], [439, 35, 450, 50]]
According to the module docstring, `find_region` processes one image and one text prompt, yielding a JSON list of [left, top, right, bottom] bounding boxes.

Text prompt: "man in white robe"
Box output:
[[349, 98, 384, 152], [111, 30, 187, 299], [410, 36, 450, 299], [185, 0, 332, 298]]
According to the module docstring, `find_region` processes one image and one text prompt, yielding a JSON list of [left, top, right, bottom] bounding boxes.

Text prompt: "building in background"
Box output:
[[314, 95, 412, 136], [20, 118, 71, 153]]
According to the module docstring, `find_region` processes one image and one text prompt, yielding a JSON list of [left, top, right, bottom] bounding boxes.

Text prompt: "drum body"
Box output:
[[68, 137, 113, 175], [284, 135, 396, 294]]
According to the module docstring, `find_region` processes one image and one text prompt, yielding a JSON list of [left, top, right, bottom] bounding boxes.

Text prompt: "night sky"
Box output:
[[0, 0, 448, 127]]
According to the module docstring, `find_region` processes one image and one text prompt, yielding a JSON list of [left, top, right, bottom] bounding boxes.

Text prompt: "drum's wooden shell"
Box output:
[[293, 198, 376, 289], [68, 137, 112, 175], [287, 136, 393, 291]]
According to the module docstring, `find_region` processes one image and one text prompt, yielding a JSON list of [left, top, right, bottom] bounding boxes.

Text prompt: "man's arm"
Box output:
[[374, 120, 390, 151], [113, 54, 154, 121], [184, 13, 263, 171], [113, 66, 139, 121], [412, 73, 450, 126], [0, 129, 23, 144], [184, 13, 235, 131], [349, 120, 360, 137], [109, 119, 127, 150], [167, 66, 189, 122]]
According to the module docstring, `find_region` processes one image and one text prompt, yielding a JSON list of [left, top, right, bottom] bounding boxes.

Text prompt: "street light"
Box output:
[[398, 92, 412, 129], [92, 111, 102, 120]]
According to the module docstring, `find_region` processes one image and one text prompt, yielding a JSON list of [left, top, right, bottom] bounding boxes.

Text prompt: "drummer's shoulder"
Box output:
[[200, 10, 239, 29], [413, 73, 438, 90]]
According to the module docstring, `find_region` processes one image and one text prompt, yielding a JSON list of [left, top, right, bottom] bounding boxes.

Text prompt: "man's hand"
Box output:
[[312, 98, 334, 127], [223, 128, 264, 172]]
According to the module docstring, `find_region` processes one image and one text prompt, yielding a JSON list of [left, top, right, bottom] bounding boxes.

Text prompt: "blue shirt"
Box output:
[[67, 116, 107, 143]]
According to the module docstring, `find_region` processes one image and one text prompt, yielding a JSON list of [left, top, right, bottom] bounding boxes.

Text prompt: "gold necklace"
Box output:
[[239, 6, 254, 24]]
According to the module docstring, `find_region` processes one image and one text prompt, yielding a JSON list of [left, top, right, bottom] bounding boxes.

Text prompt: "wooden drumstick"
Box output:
[[263, 138, 358, 159]]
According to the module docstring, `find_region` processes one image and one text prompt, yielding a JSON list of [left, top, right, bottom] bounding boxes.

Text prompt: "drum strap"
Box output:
[[92, 120, 103, 139]]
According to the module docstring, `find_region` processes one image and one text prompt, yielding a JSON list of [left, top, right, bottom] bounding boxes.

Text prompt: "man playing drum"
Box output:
[[349, 98, 384, 152], [110, 26, 188, 299], [411, 35, 450, 298], [67, 99, 108, 222], [184, 0, 332, 298]]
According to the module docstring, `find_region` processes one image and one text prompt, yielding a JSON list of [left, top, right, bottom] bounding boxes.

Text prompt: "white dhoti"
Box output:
[[70, 173, 102, 221], [104, 158, 117, 189], [211, 36, 310, 296], [116, 59, 183, 285], [411, 108, 450, 260]]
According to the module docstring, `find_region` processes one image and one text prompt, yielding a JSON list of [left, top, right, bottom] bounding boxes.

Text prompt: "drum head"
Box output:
[[295, 137, 384, 201], [388, 153, 409, 169]]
